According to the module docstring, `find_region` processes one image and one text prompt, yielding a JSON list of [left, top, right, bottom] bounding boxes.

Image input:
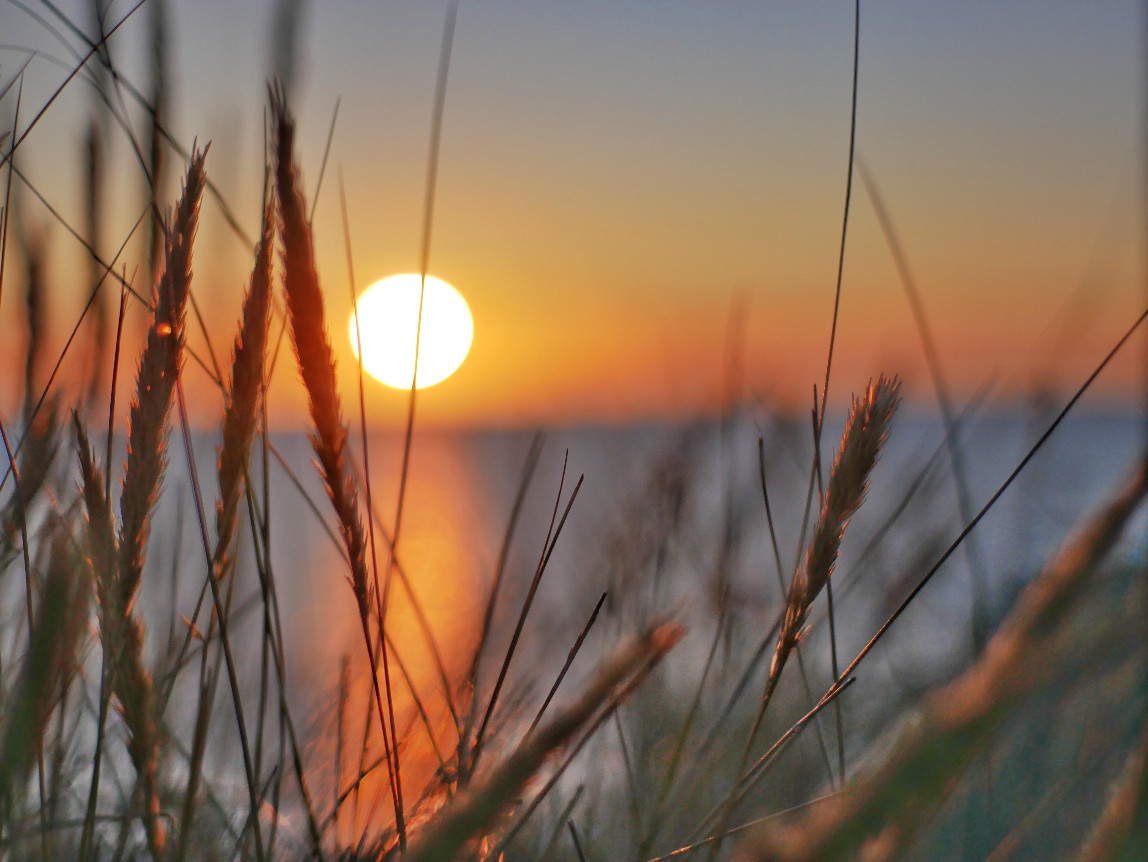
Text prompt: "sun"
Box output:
[[348, 274, 474, 390]]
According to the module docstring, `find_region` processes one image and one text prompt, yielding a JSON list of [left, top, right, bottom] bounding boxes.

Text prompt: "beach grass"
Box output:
[[0, 3, 1144, 860]]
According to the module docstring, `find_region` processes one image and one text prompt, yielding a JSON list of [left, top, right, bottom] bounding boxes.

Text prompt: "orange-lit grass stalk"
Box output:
[[706, 375, 901, 859], [212, 201, 273, 596], [73, 415, 115, 862], [174, 201, 274, 862], [407, 621, 685, 862], [74, 150, 207, 861], [116, 149, 205, 861], [777, 375, 902, 687], [271, 91, 406, 848], [338, 168, 455, 820]]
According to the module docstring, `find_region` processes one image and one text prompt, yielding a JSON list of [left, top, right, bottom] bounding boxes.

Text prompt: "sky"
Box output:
[[1, 0, 1145, 428]]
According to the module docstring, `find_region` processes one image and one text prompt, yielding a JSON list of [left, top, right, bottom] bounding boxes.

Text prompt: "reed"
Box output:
[[271, 89, 407, 847], [118, 149, 206, 603], [706, 375, 901, 859], [740, 456, 1148, 862], [214, 201, 274, 579], [773, 374, 901, 687], [79, 149, 207, 861], [174, 198, 275, 860], [271, 94, 368, 622], [117, 155, 205, 842]]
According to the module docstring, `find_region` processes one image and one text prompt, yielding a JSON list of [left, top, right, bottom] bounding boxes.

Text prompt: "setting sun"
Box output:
[[349, 274, 474, 390]]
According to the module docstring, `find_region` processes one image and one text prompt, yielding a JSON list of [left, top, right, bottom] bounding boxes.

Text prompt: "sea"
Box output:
[[136, 404, 1146, 725]]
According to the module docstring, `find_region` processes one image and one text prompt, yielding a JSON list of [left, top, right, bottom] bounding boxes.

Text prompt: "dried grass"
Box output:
[[739, 456, 1148, 862], [214, 201, 273, 578], [271, 94, 368, 621], [0, 11, 1142, 860], [272, 90, 406, 846], [773, 374, 902, 685], [406, 622, 685, 862], [77, 149, 207, 861]]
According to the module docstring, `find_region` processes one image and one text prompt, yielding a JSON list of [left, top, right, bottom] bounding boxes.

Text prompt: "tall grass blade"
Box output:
[[706, 376, 900, 858], [740, 456, 1147, 862], [272, 89, 406, 847], [111, 148, 206, 860], [407, 622, 684, 862]]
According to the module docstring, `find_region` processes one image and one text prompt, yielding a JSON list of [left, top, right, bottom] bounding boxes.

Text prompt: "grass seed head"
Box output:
[[118, 147, 207, 603], [214, 201, 274, 577], [773, 374, 901, 683], [272, 90, 370, 619]]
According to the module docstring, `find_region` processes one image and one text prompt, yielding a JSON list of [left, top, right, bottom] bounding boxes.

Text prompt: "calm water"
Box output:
[[143, 405, 1145, 698]]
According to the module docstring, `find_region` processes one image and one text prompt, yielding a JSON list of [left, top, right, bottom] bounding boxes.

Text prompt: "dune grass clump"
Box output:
[[742, 458, 1148, 862]]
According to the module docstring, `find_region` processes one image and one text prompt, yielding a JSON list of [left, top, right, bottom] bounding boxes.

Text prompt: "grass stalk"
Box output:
[[272, 90, 406, 848], [408, 622, 684, 862], [706, 376, 900, 858], [458, 432, 544, 778], [174, 201, 273, 862], [111, 148, 206, 860], [741, 456, 1147, 862], [816, 306, 1148, 714], [471, 462, 584, 774]]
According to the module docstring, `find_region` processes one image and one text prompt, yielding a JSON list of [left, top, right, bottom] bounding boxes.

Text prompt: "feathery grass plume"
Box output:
[[0, 524, 89, 811], [120, 147, 206, 601], [172, 201, 273, 860], [74, 411, 121, 857], [74, 413, 114, 580], [738, 454, 1148, 862], [705, 376, 900, 861], [83, 485, 166, 862], [773, 374, 901, 685], [214, 201, 273, 577], [271, 94, 368, 619], [405, 622, 685, 862], [271, 90, 407, 841], [105, 148, 206, 860]]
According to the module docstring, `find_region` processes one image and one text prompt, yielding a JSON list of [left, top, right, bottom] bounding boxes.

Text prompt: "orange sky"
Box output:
[[1, 1, 1145, 429]]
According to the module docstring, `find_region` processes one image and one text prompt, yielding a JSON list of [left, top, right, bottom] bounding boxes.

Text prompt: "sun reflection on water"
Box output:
[[285, 433, 494, 843]]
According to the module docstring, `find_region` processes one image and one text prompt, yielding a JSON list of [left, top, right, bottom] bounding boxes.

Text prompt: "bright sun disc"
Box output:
[[349, 274, 474, 390]]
